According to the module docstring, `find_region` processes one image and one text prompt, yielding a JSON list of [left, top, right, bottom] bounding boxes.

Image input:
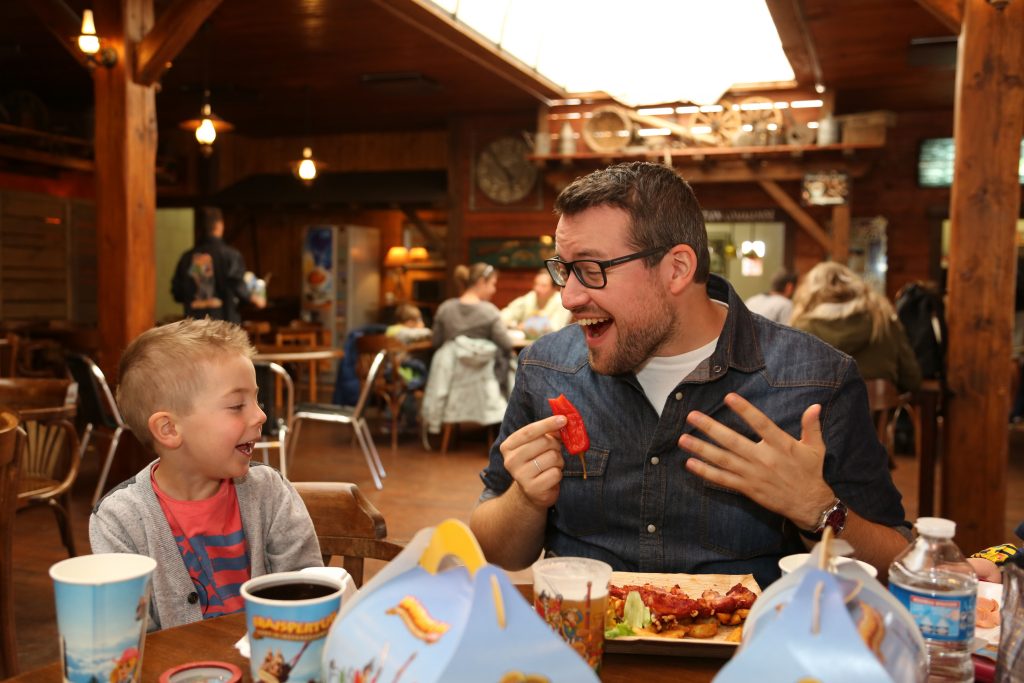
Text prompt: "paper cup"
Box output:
[[241, 570, 344, 683], [532, 556, 612, 672], [777, 552, 878, 579], [49, 553, 157, 683]]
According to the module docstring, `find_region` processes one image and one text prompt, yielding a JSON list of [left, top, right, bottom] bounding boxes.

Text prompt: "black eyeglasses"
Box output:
[[545, 246, 671, 289]]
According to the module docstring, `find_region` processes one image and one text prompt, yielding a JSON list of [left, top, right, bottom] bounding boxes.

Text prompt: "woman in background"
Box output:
[[432, 262, 513, 392], [790, 261, 922, 393]]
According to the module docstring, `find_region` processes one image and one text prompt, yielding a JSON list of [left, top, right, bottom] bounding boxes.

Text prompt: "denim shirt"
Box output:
[[480, 274, 908, 588]]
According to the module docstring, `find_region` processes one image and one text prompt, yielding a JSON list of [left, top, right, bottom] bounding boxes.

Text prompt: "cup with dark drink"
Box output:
[[240, 570, 344, 683]]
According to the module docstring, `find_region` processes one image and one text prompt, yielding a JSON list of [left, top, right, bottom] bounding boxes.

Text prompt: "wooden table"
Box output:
[[6, 591, 721, 682], [254, 345, 345, 402]]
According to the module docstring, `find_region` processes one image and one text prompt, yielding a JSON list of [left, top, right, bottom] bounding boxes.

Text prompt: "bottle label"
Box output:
[[889, 583, 976, 643]]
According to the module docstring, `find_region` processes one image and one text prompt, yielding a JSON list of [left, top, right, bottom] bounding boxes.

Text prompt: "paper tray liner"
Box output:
[[604, 571, 761, 658]]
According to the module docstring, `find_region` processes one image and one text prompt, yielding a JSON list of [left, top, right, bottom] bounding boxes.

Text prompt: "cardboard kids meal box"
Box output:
[[715, 534, 927, 683], [321, 519, 599, 682]]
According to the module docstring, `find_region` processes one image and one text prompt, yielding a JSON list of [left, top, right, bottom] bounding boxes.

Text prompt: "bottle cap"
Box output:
[[915, 516, 956, 538]]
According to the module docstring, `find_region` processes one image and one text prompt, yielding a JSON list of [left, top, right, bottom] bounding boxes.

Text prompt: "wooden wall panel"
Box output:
[[0, 191, 69, 320]]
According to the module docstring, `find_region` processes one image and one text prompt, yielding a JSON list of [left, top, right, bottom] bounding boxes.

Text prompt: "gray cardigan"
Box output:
[[89, 461, 323, 630]]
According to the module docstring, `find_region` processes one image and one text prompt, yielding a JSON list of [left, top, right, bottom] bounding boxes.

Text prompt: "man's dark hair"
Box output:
[[201, 206, 224, 237], [553, 161, 709, 283], [770, 268, 798, 293]]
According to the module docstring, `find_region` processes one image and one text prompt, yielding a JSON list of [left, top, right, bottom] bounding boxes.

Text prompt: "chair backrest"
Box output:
[[0, 409, 22, 678], [0, 377, 76, 411], [65, 353, 122, 430], [254, 361, 293, 438], [864, 378, 906, 414], [0, 334, 18, 378], [292, 481, 404, 587], [350, 350, 387, 417], [275, 329, 318, 347]]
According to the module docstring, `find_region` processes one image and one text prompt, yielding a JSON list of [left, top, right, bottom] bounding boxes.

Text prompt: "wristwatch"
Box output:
[[798, 497, 848, 541]]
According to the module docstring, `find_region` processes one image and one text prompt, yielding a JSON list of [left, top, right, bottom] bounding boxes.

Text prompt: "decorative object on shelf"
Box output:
[[802, 171, 849, 206], [471, 133, 542, 210], [558, 121, 576, 156], [77, 9, 117, 69], [735, 96, 784, 146], [468, 237, 556, 269], [816, 114, 838, 145], [582, 106, 634, 153], [686, 100, 742, 146]]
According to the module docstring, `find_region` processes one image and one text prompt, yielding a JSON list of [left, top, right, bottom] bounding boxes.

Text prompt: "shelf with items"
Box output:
[[528, 141, 884, 164]]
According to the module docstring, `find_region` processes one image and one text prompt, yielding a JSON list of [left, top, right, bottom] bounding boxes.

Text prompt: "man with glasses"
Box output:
[[469, 162, 909, 588]]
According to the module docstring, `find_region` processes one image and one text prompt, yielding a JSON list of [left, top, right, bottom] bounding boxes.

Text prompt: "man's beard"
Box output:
[[588, 290, 676, 376]]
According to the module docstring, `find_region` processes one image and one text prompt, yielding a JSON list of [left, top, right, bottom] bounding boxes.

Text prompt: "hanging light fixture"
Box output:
[[291, 87, 322, 185], [178, 24, 232, 156], [76, 9, 117, 69]]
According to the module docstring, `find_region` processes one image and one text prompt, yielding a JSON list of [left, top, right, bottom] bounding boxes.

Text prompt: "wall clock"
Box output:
[[474, 135, 539, 205]]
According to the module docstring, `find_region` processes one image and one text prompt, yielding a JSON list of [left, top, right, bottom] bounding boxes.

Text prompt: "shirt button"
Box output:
[[187, 592, 199, 604], [647, 524, 657, 533], [674, 391, 683, 401], [650, 456, 660, 465], [712, 365, 722, 373]]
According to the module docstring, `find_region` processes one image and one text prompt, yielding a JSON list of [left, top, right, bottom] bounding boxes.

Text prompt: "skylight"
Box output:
[[427, 0, 795, 106]]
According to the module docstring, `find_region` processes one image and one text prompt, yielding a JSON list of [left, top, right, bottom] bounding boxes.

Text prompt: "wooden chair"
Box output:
[[0, 334, 18, 378], [864, 378, 919, 469], [0, 409, 22, 678], [291, 351, 388, 489], [292, 481, 404, 587], [357, 334, 424, 451], [0, 378, 81, 557]]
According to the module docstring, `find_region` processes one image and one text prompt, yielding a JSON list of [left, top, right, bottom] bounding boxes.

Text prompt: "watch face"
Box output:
[[475, 135, 538, 204]]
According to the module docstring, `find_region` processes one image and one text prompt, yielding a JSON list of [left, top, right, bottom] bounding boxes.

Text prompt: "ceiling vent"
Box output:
[[359, 72, 440, 95]]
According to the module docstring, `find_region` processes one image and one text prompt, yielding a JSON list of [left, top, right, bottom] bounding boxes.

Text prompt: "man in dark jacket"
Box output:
[[171, 207, 265, 324]]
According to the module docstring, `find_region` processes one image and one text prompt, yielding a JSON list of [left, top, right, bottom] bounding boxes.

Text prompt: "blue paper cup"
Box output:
[[241, 570, 343, 683], [49, 553, 157, 683]]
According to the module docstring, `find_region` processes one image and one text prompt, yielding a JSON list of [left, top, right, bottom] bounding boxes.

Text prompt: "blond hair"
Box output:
[[790, 261, 896, 342], [116, 318, 256, 448]]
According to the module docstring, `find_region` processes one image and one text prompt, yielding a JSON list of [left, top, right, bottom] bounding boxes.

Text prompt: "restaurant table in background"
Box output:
[[254, 344, 344, 402], [4, 588, 722, 682]]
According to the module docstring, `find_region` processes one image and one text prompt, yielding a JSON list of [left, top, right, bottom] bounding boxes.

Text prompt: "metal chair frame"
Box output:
[[254, 361, 294, 478], [291, 350, 387, 489]]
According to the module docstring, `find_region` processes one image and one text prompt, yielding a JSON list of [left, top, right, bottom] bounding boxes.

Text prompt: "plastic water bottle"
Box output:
[[889, 517, 978, 682]]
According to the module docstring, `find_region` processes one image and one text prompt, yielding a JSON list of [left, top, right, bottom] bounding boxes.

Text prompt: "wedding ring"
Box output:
[[532, 458, 542, 474]]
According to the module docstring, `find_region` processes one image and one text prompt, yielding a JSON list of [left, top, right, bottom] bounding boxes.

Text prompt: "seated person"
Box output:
[[745, 268, 797, 325], [500, 268, 571, 338], [386, 303, 432, 346], [470, 162, 909, 589], [90, 318, 323, 630]]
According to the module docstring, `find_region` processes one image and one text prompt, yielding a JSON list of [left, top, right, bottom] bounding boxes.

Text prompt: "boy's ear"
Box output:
[[148, 412, 182, 450], [666, 244, 697, 295]]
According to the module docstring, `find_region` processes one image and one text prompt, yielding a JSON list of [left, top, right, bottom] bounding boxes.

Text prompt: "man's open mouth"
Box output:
[[577, 316, 612, 339], [235, 441, 255, 456]]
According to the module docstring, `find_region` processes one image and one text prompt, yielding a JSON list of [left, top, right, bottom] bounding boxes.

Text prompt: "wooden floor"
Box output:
[[8, 415, 1024, 675]]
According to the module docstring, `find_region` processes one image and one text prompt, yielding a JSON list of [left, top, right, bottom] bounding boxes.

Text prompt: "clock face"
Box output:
[[475, 136, 539, 205]]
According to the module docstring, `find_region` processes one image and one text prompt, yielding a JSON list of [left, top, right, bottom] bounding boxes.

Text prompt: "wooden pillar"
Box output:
[[943, 0, 1023, 551], [831, 203, 850, 263], [92, 0, 157, 377]]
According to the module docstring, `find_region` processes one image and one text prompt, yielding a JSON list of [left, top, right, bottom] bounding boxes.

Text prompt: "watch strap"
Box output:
[[798, 497, 848, 541]]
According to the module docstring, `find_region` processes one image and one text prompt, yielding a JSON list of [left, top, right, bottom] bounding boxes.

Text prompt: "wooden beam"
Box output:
[[831, 203, 850, 262], [135, 0, 222, 87], [399, 206, 442, 250], [943, 0, 1023, 553], [757, 180, 832, 252], [0, 143, 94, 172], [916, 0, 964, 34], [765, 0, 818, 86], [23, 0, 91, 69], [375, 0, 566, 104]]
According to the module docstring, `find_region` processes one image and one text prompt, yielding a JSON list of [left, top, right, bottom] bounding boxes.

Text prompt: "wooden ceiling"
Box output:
[[0, 0, 956, 142]]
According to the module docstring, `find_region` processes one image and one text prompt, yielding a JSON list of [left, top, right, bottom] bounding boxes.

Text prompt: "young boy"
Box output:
[[89, 318, 323, 630]]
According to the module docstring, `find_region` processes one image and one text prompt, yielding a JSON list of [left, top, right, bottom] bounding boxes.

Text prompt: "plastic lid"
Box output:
[[915, 516, 956, 538]]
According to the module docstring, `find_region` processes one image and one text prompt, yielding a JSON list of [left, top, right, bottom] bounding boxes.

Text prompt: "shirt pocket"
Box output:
[[698, 481, 786, 560], [553, 445, 610, 537]]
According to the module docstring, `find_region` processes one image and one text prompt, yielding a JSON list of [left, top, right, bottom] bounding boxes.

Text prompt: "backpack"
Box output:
[[895, 281, 947, 382]]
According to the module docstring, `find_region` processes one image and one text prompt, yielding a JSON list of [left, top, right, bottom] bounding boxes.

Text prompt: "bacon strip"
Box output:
[[609, 581, 757, 620]]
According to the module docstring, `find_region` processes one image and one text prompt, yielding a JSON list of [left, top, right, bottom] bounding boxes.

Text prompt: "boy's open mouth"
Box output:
[[577, 316, 612, 340], [235, 441, 255, 456]]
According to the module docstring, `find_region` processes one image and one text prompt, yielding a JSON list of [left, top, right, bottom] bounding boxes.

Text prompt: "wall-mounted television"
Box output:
[[918, 137, 1024, 187]]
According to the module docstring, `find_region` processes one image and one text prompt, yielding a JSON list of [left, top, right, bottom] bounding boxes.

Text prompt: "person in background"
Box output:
[[386, 303, 432, 345], [90, 318, 322, 630], [744, 268, 798, 324], [432, 263, 514, 393], [469, 162, 909, 588], [790, 261, 922, 393], [500, 268, 572, 337], [171, 207, 266, 325]]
